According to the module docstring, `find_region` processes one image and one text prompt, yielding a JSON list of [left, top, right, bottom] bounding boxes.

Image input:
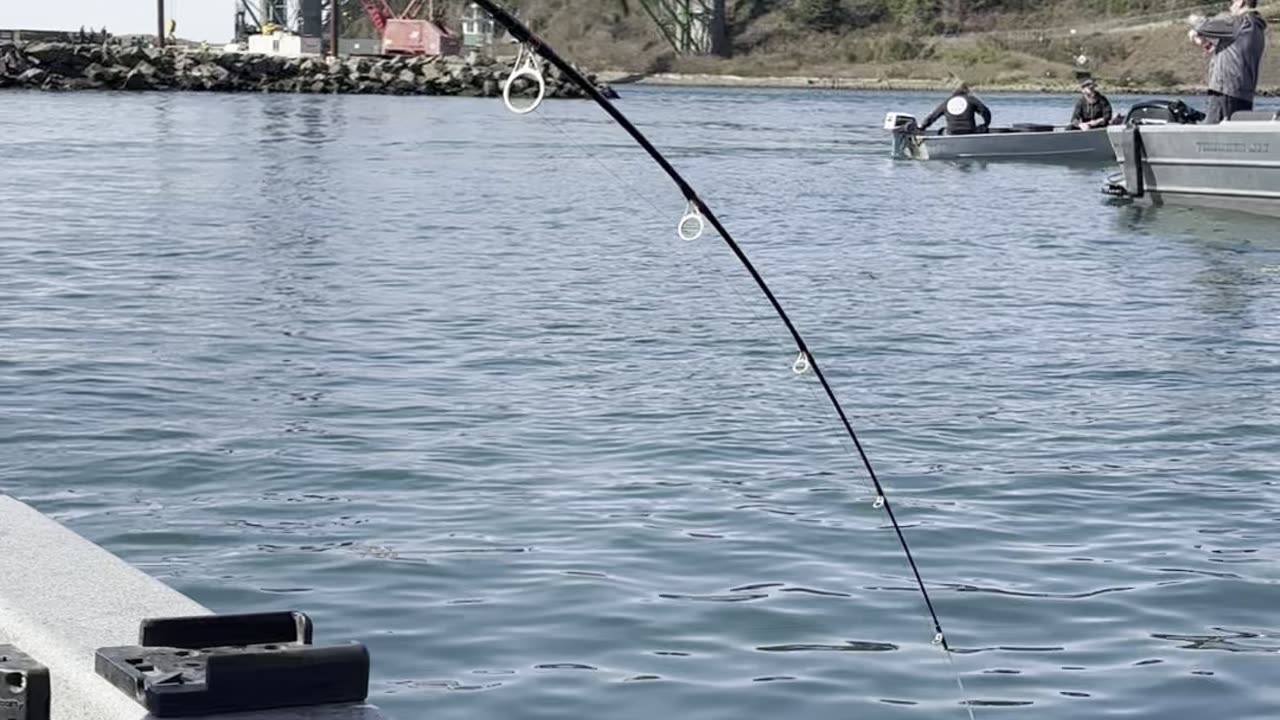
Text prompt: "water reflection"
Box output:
[[1114, 204, 1280, 321], [1113, 204, 1280, 240], [252, 95, 343, 225]]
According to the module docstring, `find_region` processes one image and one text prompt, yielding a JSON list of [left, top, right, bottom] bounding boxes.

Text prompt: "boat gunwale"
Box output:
[[894, 125, 1113, 161]]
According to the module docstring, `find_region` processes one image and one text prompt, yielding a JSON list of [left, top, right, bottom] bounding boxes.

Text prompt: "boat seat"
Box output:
[[1228, 110, 1279, 121]]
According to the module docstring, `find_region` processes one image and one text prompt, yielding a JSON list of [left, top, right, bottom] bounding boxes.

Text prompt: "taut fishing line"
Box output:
[[472, 1, 976, 715], [527, 110, 873, 520], [528, 112, 889, 527], [527, 111, 799, 377], [518, 100, 892, 544]]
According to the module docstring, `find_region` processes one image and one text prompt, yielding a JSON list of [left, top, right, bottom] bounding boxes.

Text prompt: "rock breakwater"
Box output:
[[0, 42, 618, 99]]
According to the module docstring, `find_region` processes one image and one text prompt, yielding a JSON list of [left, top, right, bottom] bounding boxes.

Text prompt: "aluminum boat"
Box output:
[[1103, 101, 1280, 217], [884, 112, 1115, 162]]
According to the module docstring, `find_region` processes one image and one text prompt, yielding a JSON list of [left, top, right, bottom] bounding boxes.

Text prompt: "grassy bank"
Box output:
[[494, 0, 1280, 96], [595, 70, 1218, 95]]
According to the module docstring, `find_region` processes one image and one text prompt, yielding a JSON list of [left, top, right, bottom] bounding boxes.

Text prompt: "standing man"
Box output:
[[1189, 0, 1268, 123], [1070, 78, 1114, 129], [919, 81, 992, 135]]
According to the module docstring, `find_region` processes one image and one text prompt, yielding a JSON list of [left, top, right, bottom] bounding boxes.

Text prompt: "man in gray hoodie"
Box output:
[[1189, 0, 1269, 123]]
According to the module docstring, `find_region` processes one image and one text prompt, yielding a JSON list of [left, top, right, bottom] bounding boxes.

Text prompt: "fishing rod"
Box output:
[[471, 0, 960, 680]]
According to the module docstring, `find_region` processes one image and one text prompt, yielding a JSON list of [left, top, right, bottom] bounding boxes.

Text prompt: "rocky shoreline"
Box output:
[[0, 42, 618, 99]]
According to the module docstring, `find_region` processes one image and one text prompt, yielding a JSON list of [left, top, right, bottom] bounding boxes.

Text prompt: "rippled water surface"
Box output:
[[2, 86, 1279, 719]]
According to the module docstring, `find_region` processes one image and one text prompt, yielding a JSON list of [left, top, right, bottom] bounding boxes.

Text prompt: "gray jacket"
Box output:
[[1195, 11, 1268, 100]]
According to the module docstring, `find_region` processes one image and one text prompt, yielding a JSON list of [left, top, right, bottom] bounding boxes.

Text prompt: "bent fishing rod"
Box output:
[[471, 0, 953, 654]]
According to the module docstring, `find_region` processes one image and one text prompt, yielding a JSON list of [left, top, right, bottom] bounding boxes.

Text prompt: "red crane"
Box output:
[[357, 0, 459, 56], [357, 0, 392, 34]]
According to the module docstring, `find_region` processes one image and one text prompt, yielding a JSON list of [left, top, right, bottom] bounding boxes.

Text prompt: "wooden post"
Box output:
[[329, 0, 340, 56], [157, 0, 166, 47], [709, 0, 728, 57]]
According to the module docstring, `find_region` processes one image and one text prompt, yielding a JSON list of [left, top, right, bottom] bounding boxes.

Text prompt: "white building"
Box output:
[[247, 31, 322, 57], [461, 2, 499, 48]]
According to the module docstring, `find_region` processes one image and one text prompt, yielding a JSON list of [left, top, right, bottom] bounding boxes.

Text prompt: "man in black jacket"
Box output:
[[1070, 79, 1114, 129], [919, 81, 992, 135], [1189, 0, 1269, 123]]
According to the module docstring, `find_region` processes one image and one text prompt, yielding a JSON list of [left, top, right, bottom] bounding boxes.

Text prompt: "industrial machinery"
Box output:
[[359, 0, 460, 56], [233, 0, 459, 57], [235, 0, 324, 43]]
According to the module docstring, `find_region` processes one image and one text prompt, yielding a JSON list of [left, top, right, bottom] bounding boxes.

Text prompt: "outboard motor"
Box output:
[[1125, 99, 1206, 126], [1107, 100, 1207, 202], [883, 112, 919, 134], [884, 112, 922, 159]]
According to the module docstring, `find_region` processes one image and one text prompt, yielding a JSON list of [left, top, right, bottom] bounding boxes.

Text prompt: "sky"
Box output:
[[1, 0, 245, 44]]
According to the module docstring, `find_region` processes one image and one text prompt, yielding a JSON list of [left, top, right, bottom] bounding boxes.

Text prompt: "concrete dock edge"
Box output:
[[0, 494, 387, 720]]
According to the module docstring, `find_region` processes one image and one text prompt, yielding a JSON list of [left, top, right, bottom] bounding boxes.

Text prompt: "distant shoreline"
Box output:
[[596, 70, 1278, 98]]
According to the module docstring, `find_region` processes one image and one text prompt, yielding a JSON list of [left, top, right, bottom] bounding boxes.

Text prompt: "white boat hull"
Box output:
[[1105, 117, 1280, 217]]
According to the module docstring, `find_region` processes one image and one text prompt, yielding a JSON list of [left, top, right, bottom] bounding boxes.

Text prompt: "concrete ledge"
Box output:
[[0, 494, 387, 720]]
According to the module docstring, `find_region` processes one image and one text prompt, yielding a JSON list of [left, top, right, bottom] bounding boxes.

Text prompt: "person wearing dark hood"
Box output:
[[1188, 0, 1268, 123], [1070, 78, 1114, 129], [919, 81, 992, 135]]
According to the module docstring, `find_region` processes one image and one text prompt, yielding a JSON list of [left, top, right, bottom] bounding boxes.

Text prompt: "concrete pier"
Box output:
[[0, 494, 387, 720]]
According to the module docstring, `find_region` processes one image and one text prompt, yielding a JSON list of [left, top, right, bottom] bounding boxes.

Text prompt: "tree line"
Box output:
[[790, 0, 1210, 33]]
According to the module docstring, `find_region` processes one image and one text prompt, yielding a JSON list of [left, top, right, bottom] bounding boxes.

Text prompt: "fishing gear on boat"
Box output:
[[471, 0, 967, 707]]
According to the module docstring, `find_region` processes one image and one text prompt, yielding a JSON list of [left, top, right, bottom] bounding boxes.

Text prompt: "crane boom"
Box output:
[[357, 0, 393, 33], [358, 0, 459, 56]]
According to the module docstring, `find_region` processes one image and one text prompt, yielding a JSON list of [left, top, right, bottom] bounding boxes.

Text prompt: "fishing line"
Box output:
[[473, 1, 974, 715], [524, 107, 971, 709], [509, 120, 895, 583], [534, 110, 887, 513], [521, 87, 875, 420], [500, 110, 936, 695], [526, 107, 883, 518], [527, 111, 798, 365], [438, 128, 764, 432], [505, 94, 796, 382]]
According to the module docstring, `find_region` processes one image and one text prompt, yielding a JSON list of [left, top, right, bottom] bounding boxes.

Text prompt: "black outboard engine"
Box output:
[[1105, 99, 1207, 202], [1125, 99, 1206, 125]]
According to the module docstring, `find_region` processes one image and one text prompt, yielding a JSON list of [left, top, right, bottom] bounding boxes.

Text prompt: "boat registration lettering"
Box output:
[[1195, 141, 1271, 153]]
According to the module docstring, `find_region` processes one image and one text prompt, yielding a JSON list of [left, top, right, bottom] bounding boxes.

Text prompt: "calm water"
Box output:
[[2, 85, 1279, 719]]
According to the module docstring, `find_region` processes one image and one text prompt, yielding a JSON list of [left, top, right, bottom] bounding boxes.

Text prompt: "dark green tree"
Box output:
[[792, 0, 846, 32]]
